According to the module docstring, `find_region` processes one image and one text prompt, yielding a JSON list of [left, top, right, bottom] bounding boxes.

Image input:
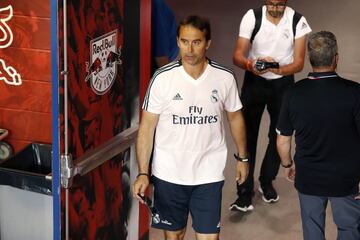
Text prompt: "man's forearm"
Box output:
[[227, 110, 247, 157], [136, 129, 153, 174], [233, 53, 250, 71], [233, 37, 252, 71], [135, 111, 159, 174], [276, 134, 292, 166], [272, 60, 304, 76]]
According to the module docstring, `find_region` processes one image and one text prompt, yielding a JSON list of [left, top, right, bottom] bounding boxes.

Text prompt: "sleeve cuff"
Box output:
[[276, 128, 293, 136]]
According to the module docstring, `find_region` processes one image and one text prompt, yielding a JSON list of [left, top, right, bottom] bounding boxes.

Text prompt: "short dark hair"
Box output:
[[177, 15, 211, 41], [308, 31, 338, 67]]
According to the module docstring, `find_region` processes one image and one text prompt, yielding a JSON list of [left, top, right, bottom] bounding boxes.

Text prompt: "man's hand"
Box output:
[[252, 58, 269, 75], [252, 57, 276, 75], [285, 165, 296, 182], [132, 175, 150, 204], [236, 161, 249, 185], [355, 182, 360, 200], [259, 56, 275, 62]]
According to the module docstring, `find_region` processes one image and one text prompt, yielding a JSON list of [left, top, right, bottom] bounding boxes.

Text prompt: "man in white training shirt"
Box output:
[[230, 0, 311, 212], [132, 15, 249, 240]]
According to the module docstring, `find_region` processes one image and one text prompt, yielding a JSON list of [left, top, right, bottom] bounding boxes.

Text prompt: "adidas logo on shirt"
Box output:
[[173, 93, 183, 100], [301, 22, 308, 29]]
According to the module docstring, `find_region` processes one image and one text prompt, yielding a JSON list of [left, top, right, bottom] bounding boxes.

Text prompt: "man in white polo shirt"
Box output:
[[230, 0, 311, 212], [132, 15, 249, 240]]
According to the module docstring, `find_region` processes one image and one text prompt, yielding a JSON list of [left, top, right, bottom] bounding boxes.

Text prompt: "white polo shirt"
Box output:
[[239, 6, 312, 79], [143, 59, 242, 185]]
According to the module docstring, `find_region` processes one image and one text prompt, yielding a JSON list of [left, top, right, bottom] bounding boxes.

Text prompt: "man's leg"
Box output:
[[164, 229, 186, 240], [298, 192, 327, 240], [259, 75, 294, 203], [190, 181, 224, 239], [152, 177, 191, 239], [231, 71, 266, 211], [195, 233, 219, 240], [330, 194, 360, 240]]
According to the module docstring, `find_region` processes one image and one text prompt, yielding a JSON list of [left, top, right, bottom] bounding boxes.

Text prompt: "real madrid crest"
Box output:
[[210, 89, 219, 103], [85, 30, 122, 95]]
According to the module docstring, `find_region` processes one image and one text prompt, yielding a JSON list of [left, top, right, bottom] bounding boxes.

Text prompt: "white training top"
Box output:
[[239, 6, 312, 79], [143, 59, 243, 185]]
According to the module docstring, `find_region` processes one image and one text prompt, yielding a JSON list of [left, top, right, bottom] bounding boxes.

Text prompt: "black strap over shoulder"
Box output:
[[292, 11, 302, 38], [250, 8, 303, 44], [250, 7, 262, 44]]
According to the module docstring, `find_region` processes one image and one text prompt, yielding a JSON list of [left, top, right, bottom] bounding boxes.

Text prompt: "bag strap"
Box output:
[[250, 8, 303, 43], [250, 7, 262, 44], [292, 11, 302, 39]]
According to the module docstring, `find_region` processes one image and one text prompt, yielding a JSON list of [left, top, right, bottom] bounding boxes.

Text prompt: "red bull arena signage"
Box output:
[[86, 30, 122, 95]]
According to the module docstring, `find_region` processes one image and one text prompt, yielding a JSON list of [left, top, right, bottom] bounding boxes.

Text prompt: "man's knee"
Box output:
[[332, 213, 360, 230], [164, 228, 186, 240], [331, 196, 360, 229], [195, 232, 219, 240]]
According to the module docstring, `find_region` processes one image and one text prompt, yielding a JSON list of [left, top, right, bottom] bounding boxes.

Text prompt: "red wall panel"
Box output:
[[0, 49, 51, 82], [0, 81, 51, 112], [0, 0, 49, 18], [0, 1, 51, 152], [0, 109, 51, 151], [6, 16, 51, 49]]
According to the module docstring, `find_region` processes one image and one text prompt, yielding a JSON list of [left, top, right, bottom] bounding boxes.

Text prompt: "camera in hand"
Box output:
[[255, 60, 279, 71]]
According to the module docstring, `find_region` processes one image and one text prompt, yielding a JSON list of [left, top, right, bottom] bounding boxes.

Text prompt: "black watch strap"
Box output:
[[136, 173, 149, 178], [234, 153, 249, 162]]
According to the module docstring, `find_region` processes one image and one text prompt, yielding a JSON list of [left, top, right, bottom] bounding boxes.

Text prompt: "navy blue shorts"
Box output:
[[151, 176, 224, 233]]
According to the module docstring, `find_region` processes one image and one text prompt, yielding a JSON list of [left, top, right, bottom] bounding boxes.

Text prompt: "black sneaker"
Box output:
[[258, 184, 279, 203], [229, 194, 254, 212]]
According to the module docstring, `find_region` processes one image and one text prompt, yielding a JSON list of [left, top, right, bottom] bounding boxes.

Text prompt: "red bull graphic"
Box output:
[[0, 5, 22, 86], [85, 30, 122, 95]]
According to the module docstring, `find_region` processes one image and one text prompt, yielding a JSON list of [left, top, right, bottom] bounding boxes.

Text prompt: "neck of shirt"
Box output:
[[182, 59, 208, 80], [308, 71, 338, 79]]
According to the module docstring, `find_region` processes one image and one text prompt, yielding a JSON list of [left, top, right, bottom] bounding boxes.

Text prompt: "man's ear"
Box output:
[[333, 53, 339, 69], [206, 40, 212, 50]]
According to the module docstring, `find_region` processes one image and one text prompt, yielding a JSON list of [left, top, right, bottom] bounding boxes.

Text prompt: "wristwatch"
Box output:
[[234, 153, 249, 162]]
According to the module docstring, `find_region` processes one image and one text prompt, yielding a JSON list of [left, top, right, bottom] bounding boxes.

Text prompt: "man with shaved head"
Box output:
[[230, 0, 312, 212]]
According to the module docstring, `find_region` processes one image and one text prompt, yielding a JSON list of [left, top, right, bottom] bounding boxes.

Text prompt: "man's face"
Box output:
[[265, 0, 287, 18], [177, 25, 210, 66]]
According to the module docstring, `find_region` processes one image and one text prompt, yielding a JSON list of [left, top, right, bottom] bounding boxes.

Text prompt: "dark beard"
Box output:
[[268, 10, 284, 18]]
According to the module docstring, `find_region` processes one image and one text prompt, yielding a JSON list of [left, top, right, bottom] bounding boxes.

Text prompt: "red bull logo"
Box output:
[[0, 5, 22, 86], [85, 30, 121, 95]]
